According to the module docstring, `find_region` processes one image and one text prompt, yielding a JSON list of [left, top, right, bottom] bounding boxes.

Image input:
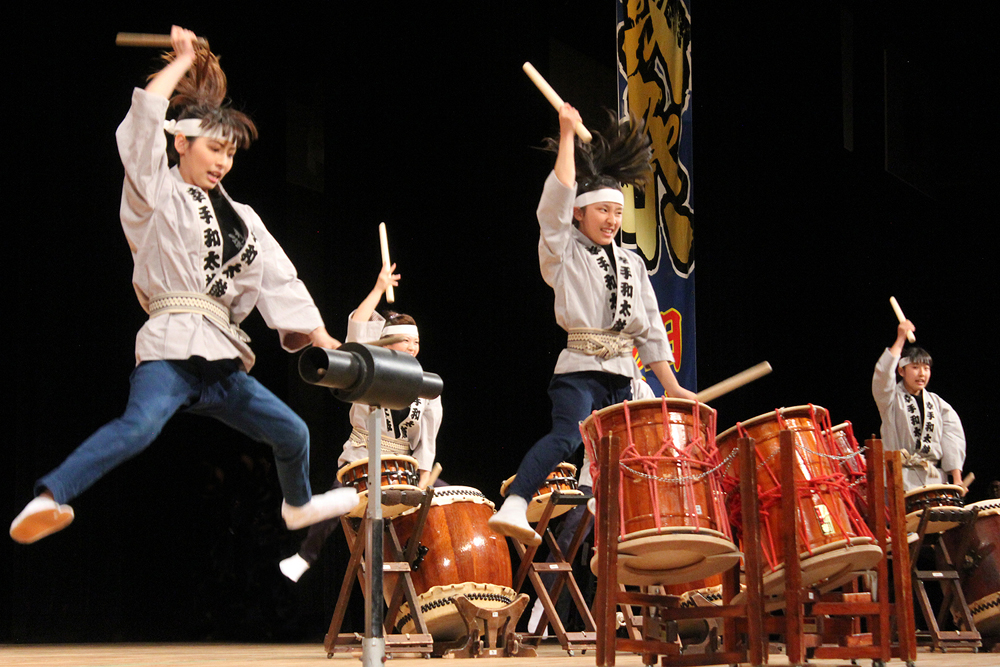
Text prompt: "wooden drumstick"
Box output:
[[889, 296, 916, 343], [379, 222, 395, 304], [116, 32, 210, 49], [522, 62, 593, 144], [962, 472, 975, 489], [420, 463, 442, 490], [695, 361, 773, 403]]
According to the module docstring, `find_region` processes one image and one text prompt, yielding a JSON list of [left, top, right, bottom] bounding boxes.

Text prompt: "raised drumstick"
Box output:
[[695, 362, 773, 403], [522, 62, 593, 143], [889, 296, 916, 343], [379, 222, 395, 304], [116, 32, 210, 49]]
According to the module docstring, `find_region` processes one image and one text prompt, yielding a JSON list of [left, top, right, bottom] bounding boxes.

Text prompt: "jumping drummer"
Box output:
[[280, 263, 443, 581], [872, 319, 966, 492], [489, 103, 695, 547]]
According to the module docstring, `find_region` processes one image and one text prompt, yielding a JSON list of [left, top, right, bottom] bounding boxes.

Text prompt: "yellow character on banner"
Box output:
[[634, 308, 682, 375], [618, 0, 694, 278]]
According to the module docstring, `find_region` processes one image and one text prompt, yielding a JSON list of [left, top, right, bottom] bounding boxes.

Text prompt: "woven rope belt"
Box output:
[[899, 449, 939, 471], [349, 427, 411, 456], [148, 292, 251, 343], [567, 328, 635, 361]]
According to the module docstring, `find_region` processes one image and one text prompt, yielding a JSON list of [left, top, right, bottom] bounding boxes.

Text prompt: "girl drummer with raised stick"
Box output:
[[280, 246, 444, 582], [872, 299, 966, 492], [488, 101, 695, 547], [10, 26, 359, 545]]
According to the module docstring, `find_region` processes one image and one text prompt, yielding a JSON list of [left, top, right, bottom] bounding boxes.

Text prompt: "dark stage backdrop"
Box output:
[[4, 1, 993, 643]]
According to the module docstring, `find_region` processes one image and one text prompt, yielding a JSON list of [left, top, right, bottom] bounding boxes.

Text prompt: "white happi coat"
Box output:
[[116, 88, 324, 371], [872, 348, 966, 490], [537, 172, 674, 377], [337, 312, 442, 473]]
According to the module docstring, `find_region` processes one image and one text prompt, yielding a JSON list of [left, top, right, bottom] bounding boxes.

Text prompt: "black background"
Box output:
[[3, 1, 994, 642]]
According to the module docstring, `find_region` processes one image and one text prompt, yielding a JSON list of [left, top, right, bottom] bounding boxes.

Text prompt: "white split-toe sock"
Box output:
[[488, 494, 541, 546], [10, 496, 75, 544], [279, 553, 311, 582], [281, 487, 359, 530]]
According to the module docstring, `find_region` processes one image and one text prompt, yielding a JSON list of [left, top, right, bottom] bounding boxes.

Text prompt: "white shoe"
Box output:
[[10, 496, 74, 544], [282, 487, 359, 530], [488, 495, 541, 546], [279, 553, 311, 582]]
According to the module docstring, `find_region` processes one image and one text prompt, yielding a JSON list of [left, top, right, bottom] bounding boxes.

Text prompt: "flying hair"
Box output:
[[152, 43, 258, 157], [542, 109, 653, 194]]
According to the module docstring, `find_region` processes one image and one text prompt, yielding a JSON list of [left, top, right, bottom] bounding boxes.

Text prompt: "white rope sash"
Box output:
[[349, 427, 411, 456], [148, 292, 251, 343], [567, 328, 635, 361]]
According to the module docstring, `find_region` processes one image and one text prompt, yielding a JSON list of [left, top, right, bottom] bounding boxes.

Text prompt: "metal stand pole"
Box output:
[[362, 408, 385, 667]]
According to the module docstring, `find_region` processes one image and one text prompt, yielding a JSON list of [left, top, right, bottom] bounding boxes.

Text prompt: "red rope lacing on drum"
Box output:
[[581, 398, 730, 543], [721, 406, 874, 573]]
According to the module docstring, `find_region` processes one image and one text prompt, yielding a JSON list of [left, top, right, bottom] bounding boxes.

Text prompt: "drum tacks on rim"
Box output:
[[337, 455, 421, 519]]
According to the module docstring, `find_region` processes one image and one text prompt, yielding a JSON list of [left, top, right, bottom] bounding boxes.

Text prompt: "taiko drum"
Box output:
[[337, 454, 421, 519], [390, 486, 516, 640], [581, 398, 742, 586], [717, 405, 882, 595]]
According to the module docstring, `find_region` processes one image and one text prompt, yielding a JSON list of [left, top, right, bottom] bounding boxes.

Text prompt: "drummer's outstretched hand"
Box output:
[[648, 361, 696, 401]]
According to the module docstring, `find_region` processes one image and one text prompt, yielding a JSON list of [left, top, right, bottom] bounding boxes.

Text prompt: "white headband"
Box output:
[[381, 324, 418, 339], [163, 118, 232, 142], [574, 188, 625, 208]]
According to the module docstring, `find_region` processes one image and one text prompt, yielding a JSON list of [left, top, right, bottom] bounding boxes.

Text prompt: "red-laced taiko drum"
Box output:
[[717, 405, 883, 597], [499, 462, 584, 522], [581, 398, 742, 586], [944, 498, 1000, 636], [390, 486, 517, 641], [337, 455, 422, 519]]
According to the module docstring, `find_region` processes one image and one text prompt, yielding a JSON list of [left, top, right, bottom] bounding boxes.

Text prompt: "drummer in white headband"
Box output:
[[872, 318, 966, 492], [280, 263, 443, 581], [10, 26, 356, 546], [489, 103, 695, 547]]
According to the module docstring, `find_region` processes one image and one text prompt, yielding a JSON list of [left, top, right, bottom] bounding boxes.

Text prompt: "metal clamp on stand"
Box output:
[[300, 344, 443, 667]]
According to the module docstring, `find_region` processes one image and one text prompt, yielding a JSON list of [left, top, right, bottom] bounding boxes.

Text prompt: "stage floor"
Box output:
[[0, 642, 997, 666]]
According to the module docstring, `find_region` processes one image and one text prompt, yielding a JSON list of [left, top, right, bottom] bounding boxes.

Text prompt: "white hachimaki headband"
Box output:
[[163, 118, 232, 142], [381, 324, 418, 339], [898, 357, 925, 369], [575, 188, 625, 208]]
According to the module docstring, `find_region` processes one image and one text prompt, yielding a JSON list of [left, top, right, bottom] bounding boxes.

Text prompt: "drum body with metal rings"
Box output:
[[717, 405, 882, 596], [581, 398, 742, 586], [943, 499, 1000, 636], [336, 455, 420, 519], [390, 486, 515, 640], [904, 484, 966, 534]]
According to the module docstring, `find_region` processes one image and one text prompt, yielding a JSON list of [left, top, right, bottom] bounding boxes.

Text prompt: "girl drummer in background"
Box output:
[[872, 319, 966, 492], [280, 263, 443, 582], [488, 103, 695, 547]]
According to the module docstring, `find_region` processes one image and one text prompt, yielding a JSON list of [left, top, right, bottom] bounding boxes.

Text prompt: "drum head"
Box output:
[[525, 490, 584, 522], [718, 405, 830, 442], [395, 583, 518, 640], [759, 538, 883, 596], [591, 531, 742, 586]]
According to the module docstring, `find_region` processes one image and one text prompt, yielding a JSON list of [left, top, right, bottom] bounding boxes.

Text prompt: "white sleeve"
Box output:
[[116, 88, 171, 224], [872, 348, 899, 419], [536, 171, 577, 287], [413, 396, 442, 472], [252, 221, 325, 351], [938, 398, 966, 472]]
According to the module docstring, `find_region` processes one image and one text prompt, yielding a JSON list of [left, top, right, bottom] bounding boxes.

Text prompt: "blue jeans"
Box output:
[[508, 371, 631, 500], [37, 358, 312, 506]]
